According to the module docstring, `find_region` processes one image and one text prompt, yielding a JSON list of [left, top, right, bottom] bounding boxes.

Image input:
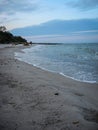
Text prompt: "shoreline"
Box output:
[[0, 44, 98, 130], [15, 44, 98, 84]]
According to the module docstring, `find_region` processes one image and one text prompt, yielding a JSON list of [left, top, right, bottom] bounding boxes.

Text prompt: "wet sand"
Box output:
[[0, 44, 98, 130]]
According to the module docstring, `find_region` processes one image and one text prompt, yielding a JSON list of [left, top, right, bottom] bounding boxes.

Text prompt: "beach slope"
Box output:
[[0, 45, 98, 130]]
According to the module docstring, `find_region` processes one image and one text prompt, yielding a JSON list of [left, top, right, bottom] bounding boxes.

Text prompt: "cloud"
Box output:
[[11, 19, 98, 43], [11, 18, 98, 43], [65, 0, 98, 10], [72, 30, 98, 34], [11, 18, 98, 36], [0, 0, 40, 15], [0, 0, 40, 25]]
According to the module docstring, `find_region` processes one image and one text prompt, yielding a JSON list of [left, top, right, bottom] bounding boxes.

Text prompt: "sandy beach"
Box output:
[[0, 44, 98, 130]]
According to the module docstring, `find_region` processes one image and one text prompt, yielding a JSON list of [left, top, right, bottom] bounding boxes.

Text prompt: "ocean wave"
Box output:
[[15, 43, 98, 83]]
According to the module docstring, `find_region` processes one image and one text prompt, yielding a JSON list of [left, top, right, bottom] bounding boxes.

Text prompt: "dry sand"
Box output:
[[0, 44, 98, 130]]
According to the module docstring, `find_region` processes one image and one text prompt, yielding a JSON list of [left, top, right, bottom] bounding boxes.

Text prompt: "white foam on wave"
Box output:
[[59, 72, 96, 83], [15, 54, 97, 84], [15, 45, 97, 84]]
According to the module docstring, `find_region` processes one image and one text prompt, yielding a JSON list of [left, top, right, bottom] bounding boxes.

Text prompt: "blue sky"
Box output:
[[0, 0, 98, 43]]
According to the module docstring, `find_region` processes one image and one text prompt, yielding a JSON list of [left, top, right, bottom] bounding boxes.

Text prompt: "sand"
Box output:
[[0, 44, 98, 130]]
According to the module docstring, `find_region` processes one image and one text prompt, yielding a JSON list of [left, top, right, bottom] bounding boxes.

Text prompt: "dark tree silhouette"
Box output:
[[0, 26, 28, 44]]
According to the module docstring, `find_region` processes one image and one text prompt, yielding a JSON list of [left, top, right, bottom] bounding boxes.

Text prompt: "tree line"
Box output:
[[0, 26, 29, 45]]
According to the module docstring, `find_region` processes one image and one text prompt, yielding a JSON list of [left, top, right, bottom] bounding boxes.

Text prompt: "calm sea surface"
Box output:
[[15, 43, 98, 83]]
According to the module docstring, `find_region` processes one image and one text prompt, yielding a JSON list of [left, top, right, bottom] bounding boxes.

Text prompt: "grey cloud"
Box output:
[[11, 18, 98, 36], [65, 0, 98, 10], [0, 15, 18, 25], [0, 0, 39, 24], [0, 0, 39, 15]]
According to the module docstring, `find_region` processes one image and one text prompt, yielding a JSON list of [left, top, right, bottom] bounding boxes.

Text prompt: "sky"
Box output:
[[0, 0, 98, 43]]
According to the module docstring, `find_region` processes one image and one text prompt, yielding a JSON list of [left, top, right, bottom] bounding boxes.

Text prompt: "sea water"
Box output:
[[15, 43, 98, 83]]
